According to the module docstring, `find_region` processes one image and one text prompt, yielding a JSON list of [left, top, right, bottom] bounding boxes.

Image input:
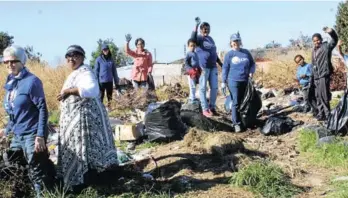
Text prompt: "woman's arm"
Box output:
[[125, 42, 138, 58], [75, 70, 100, 98], [29, 78, 48, 137], [222, 52, 230, 83], [147, 52, 153, 73]]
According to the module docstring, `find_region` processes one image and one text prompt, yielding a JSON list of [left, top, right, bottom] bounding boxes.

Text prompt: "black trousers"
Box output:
[[100, 82, 113, 104], [314, 77, 331, 119]]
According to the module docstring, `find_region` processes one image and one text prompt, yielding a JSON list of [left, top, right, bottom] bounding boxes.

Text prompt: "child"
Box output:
[[185, 39, 202, 104], [294, 54, 313, 113]]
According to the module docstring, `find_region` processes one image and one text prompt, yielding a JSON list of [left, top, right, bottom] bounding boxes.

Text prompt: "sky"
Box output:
[[0, 1, 342, 66]]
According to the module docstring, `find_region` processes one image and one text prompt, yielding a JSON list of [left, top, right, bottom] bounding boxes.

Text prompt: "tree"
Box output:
[[288, 32, 312, 49], [0, 32, 14, 55], [335, 1, 348, 53], [24, 45, 42, 62], [90, 38, 132, 68], [265, 41, 282, 49]]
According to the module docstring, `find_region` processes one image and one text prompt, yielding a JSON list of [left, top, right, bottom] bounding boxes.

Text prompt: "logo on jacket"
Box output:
[[231, 57, 248, 64], [203, 41, 215, 50]]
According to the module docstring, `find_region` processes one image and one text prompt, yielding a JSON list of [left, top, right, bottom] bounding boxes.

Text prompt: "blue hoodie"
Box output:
[[222, 48, 256, 82], [94, 55, 119, 86], [296, 63, 312, 86], [191, 31, 218, 68], [184, 51, 200, 72], [3, 70, 48, 137]]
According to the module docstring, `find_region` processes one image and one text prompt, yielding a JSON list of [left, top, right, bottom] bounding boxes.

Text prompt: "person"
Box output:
[[190, 17, 223, 117], [56, 45, 118, 188], [311, 27, 338, 121], [0, 45, 54, 197], [184, 38, 202, 104], [221, 33, 256, 132], [94, 44, 120, 109], [294, 54, 313, 113], [124, 34, 153, 89], [337, 40, 348, 84]]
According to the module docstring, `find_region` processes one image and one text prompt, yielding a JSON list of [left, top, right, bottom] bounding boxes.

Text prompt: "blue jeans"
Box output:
[[228, 81, 248, 125], [187, 76, 197, 101], [9, 132, 54, 197], [132, 80, 148, 90], [199, 67, 218, 111]]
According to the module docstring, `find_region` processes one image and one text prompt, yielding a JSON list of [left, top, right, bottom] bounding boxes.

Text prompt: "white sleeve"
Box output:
[[75, 69, 100, 98]]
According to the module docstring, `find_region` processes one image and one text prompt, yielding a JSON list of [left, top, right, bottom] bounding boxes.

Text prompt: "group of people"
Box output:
[[0, 35, 154, 197], [0, 15, 344, 197], [184, 17, 255, 132], [184, 18, 341, 132], [295, 27, 338, 122]]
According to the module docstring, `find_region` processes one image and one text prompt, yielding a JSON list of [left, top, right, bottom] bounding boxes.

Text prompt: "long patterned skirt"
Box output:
[[57, 96, 118, 188]]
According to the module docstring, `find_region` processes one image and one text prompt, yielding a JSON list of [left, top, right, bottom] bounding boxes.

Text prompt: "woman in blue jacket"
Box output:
[[94, 44, 120, 109], [221, 32, 256, 132], [0, 45, 54, 197]]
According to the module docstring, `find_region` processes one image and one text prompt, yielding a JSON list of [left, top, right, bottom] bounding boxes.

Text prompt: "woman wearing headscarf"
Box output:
[[124, 34, 153, 89], [57, 45, 118, 188], [221, 32, 256, 132], [0, 45, 54, 197], [94, 44, 120, 109]]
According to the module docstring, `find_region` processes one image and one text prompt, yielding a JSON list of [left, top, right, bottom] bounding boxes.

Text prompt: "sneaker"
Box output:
[[203, 110, 213, 117], [210, 108, 219, 116], [234, 125, 242, 133]]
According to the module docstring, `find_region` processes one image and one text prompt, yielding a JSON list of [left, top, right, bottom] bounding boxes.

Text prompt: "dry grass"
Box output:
[[253, 49, 312, 89], [183, 128, 245, 156]]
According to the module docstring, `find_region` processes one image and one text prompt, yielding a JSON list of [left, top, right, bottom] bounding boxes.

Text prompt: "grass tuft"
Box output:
[[230, 161, 303, 198], [298, 129, 348, 169]]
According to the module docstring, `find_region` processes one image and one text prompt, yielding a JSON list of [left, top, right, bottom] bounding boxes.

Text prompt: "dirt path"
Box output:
[[139, 108, 341, 198]]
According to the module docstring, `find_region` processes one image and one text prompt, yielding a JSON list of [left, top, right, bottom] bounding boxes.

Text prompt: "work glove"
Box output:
[[125, 34, 132, 42], [221, 83, 227, 97], [195, 17, 201, 26]]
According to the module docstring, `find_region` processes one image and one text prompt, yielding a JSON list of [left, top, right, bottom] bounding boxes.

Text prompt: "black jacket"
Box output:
[[311, 30, 338, 79]]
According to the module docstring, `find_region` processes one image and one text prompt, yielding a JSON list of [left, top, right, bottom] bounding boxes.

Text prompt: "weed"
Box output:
[[230, 161, 303, 198], [298, 129, 348, 169], [49, 110, 60, 125]]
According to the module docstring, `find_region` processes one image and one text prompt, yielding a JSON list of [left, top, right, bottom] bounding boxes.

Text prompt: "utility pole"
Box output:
[[154, 48, 157, 63], [184, 44, 186, 56]]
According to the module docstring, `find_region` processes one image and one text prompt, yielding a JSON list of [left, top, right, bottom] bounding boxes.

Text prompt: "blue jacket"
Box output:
[[296, 63, 312, 86], [3, 71, 48, 137], [94, 55, 119, 86], [184, 51, 200, 72], [222, 48, 256, 82], [191, 31, 218, 68]]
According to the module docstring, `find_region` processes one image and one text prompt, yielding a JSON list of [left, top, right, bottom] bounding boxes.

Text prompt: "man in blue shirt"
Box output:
[[294, 54, 314, 113]]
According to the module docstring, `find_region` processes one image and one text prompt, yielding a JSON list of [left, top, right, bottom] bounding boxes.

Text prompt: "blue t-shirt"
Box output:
[[296, 63, 312, 86], [184, 51, 200, 72], [222, 48, 256, 82], [196, 35, 218, 68]]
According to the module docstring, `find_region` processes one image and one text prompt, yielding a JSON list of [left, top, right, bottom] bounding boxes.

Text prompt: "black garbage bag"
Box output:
[[181, 101, 202, 113], [180, 110, 234, 132], [260, 116, 304, 136], [240, 80, 262, 128], [147, 73, 155, 91], [144, 100, 187, 142], [327, 90, 348, 135]]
